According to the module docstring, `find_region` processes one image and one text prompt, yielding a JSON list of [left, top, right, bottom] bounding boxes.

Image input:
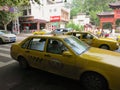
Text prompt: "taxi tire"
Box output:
[[99, 45, 109, 50], [80, 72, 108, 90], [18, 57, 29, 69], [0, 38, 3, 44]]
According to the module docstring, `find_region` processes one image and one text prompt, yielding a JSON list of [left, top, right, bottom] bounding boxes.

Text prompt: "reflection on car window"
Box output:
[[21, 39, 30, 49], [64, 36, 89, 55], [28, 38, 46, 51]]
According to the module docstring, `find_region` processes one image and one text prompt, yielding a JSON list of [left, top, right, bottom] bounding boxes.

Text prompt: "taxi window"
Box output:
[[21, 39, 31, 49], [28, 38, 46, 51], [46, 39, 68, 54], [73, 33, 81, 39], [82, 33, 88, 39], [82, 33, 93, 39]]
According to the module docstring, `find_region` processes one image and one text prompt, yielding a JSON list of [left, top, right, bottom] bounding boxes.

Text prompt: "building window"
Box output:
[[29, 9, 31, 15], [54, 8, 56, 12], [23, 10, 27, 15], [49, 9, 52, 12]]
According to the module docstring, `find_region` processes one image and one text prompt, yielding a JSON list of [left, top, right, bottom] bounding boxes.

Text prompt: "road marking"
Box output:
[[0, 53, 11, 58], [0, 52, 17, 67], [0, 47, 10, 52], [0, 44, 17, 67], [0, 60, 16, 68], [0, 44, 11, 47]]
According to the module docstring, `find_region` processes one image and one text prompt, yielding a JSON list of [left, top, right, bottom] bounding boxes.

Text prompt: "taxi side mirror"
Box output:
[[62, 51, 72, 57]]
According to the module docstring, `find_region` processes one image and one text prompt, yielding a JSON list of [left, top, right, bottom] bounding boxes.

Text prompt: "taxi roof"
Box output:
[[27, 34, 71, 39]]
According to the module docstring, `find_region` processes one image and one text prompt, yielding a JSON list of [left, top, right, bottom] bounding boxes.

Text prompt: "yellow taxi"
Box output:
[[116, 35, 120, 44], [33, 30, 46, 35], [66, 31, 119, 51], [32, 29, 51, 35], [10, 34, 120, 90]]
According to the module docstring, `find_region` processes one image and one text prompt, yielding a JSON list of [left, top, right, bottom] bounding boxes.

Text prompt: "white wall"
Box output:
[[30, 1, 70, 21], [72, 14, 90, 26]]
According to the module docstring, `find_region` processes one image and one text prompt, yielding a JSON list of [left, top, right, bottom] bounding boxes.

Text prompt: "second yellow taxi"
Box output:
[[66, 31, 119, 51]]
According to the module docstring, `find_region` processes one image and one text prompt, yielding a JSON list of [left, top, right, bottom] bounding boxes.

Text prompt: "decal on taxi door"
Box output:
[[28, 55, 43, 63], [48, 58, 63, 69]]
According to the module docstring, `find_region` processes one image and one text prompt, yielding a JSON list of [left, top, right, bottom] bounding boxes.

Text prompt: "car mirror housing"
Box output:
[[62, 51, 72, 57]]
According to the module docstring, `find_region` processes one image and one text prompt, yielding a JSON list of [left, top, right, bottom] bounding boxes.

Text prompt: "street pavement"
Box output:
[[16, 33, 33, 42]]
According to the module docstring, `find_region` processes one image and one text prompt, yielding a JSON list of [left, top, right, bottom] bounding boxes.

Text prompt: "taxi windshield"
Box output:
[[64, 36, 90, 55]]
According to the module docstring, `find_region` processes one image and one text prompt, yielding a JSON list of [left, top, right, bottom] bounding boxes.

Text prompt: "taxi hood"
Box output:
[[80, 47, 120, 67]]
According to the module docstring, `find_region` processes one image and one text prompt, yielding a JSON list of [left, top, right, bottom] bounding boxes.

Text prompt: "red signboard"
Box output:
[[50, 16, 60, 22], [100, 17, 114, 22], [114, 9, 120, 19]]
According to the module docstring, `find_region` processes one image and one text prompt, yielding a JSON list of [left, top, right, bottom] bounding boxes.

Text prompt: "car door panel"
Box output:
[[44, 53, 79, 79]]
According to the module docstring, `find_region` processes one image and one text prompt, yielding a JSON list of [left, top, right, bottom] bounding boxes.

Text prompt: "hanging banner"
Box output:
[[50, 16, 60, 22]]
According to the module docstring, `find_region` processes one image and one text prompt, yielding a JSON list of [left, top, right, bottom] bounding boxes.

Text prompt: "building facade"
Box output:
[[72, 13, 90, 26], [18, 0, 70, 33]]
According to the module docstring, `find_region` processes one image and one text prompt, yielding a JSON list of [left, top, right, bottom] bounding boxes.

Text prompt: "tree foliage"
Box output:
[[70, 0, 117, 26], [0, 0, 40, 6], [66, 21, 84, 31], [0, 0, 41, 31]]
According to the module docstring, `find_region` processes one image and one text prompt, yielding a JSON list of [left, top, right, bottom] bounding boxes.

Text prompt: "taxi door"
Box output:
[[24, 38, 47, 70], [44, 39, 78, 79], [81, 33, 93, 45]]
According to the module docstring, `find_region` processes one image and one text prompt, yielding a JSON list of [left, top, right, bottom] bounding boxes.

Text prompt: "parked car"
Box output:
[[51, 28, 73, 35], [11, 34, 120, 90], [66, 31, 119, 51], [0, 30, 16, 44]]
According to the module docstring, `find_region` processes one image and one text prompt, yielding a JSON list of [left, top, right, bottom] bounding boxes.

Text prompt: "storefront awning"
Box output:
[[19, 16, 47, 23]]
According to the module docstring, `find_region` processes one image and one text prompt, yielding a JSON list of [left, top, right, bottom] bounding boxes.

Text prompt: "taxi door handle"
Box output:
[[25, 50, 30, 53], [44, 54, 51, 57]]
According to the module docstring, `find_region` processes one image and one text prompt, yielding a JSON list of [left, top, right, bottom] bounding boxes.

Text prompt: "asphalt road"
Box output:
[[0, 62, 83, 90]]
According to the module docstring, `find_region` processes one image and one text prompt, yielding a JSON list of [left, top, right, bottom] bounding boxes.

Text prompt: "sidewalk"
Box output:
[[16, 33, 33, 42], [16, 33, 33, 37]]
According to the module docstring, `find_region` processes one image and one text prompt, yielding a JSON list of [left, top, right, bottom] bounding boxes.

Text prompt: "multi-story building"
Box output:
[[72, 13, 90, 26], [19, 0, 70, 33], [72, 13, 91, 31]]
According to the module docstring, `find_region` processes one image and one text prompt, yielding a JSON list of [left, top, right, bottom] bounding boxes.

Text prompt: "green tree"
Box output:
[[70, 0, 85, 19], [70, 0, 116, 26], [0, 0, 41, 31], [66, 21, 83, 31]]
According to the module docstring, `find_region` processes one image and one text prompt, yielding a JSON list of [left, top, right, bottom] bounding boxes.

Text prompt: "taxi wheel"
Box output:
[[99, 45, 109, 50], [0, 38, 3, 44], [18, 57, 29, 69], [80, 72, 108, 90]]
